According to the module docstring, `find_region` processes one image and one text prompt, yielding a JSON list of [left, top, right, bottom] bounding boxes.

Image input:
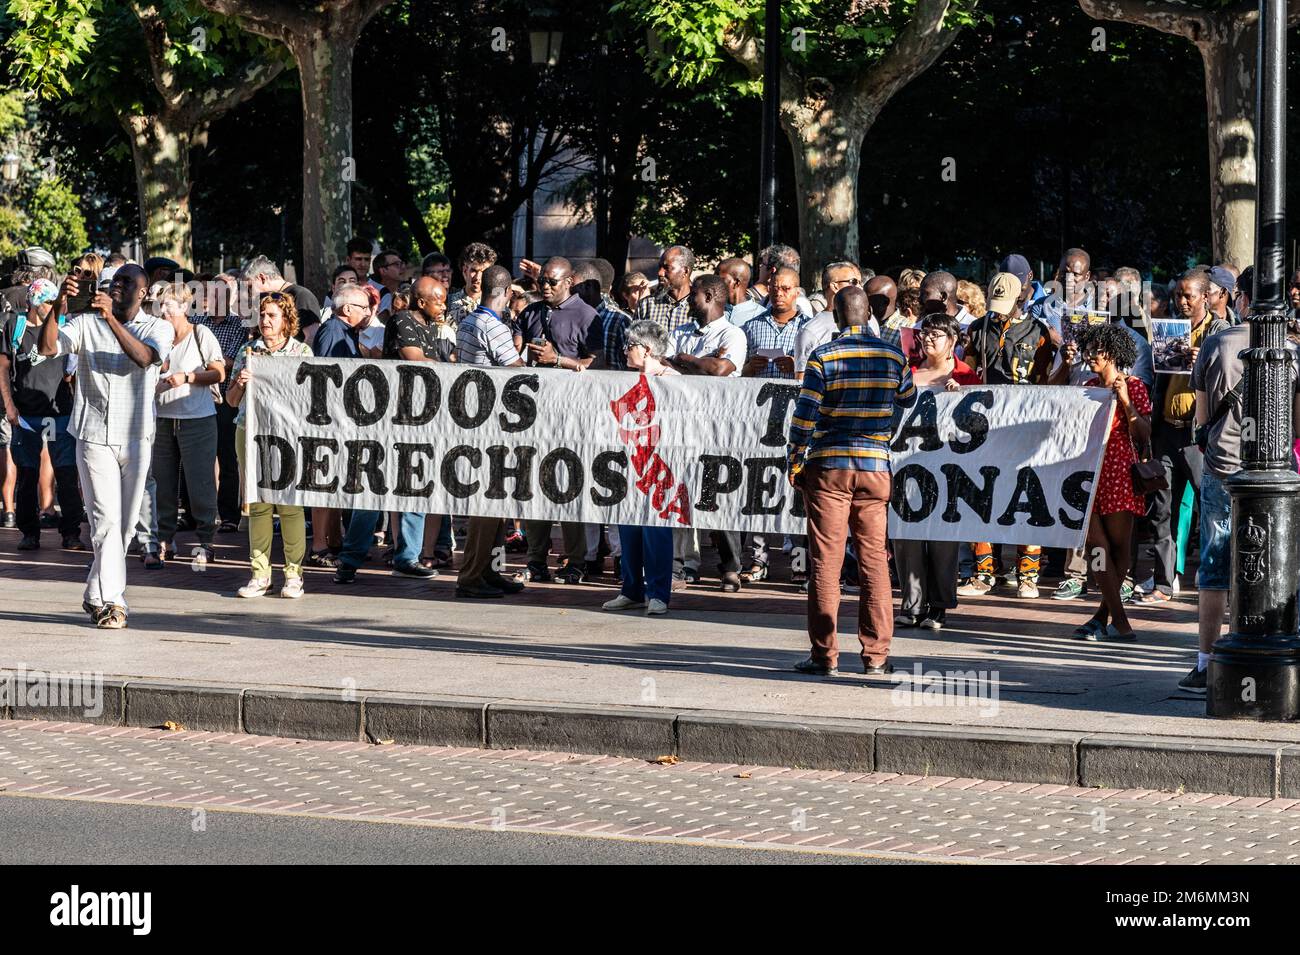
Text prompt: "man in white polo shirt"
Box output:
[[666, 274, 749, 591], [40, 264, 174, 629]]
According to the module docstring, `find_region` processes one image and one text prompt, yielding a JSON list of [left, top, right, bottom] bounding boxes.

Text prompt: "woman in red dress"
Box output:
[[1074, 323, 1152, 642]]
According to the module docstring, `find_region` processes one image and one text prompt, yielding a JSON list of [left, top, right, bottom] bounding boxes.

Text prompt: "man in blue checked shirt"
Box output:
[[786, 286, 916, 679], [740, 266, 806, 585]]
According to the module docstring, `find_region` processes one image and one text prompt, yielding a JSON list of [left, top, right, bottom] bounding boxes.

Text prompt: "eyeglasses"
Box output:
[[263, 291, 291, 303], [540, 276, 569, 287], [919, 330, 951, 342]]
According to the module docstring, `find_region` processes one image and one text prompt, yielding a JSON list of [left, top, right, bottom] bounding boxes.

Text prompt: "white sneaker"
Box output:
[[237, 578, 271, 598], [603, 594, 646, 611], [280, 576, 305, 599], [645, 599, 668, 616]]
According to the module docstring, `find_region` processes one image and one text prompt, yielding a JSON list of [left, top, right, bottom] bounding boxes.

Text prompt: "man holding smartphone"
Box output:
[[517, 257, 600, 584], [38, 264, 174, 630]]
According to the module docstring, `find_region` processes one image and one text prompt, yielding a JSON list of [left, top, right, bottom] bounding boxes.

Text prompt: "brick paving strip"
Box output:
[[3, 721, 1300, 864]]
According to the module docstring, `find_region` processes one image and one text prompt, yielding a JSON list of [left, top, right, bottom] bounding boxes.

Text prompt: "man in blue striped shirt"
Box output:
[[786, 286, 916, 678]]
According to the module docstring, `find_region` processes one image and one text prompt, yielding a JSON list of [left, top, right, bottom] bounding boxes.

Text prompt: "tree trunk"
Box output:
[[1198, 17, 1258, 269], [288, 29, 356, 294], [123, 113, 194, 265], [783, 95, 868, 290]]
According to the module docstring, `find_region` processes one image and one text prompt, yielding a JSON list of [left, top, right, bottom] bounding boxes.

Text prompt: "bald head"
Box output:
[[717, 257, 751, 285], [919, 270, 958, 316], [865, 275, 897, 321], [413, 276, 447, 322], [835, 286, 869, 330]]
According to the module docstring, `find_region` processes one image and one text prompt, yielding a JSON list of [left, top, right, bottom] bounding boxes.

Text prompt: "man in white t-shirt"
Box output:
[[665, 274, 749, 590]]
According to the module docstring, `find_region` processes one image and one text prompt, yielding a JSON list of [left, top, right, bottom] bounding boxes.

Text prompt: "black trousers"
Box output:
[[215, 401, 240, 524], [1147, 422, 1196, 595], [16, 465, 81, 538]]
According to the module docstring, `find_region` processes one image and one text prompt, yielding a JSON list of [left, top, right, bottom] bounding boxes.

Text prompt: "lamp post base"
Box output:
[[1208, 467, 1300, 720]]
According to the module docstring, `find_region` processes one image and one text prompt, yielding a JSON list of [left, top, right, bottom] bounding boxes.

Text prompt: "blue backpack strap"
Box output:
[[10, 312, 25, 354]]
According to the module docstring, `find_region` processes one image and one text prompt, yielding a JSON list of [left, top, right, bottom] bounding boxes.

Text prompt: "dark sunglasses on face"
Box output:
[[540, 276, 569, 287]]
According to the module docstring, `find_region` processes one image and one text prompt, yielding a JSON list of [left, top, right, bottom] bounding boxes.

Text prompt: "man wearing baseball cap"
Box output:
[[0, 279, 83, 551], [960, 271, 1056, 599], [1206, 266, 1241, 328]]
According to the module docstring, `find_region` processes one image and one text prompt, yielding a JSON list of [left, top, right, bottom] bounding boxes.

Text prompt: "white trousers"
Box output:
[[76, 439, 154, 610]]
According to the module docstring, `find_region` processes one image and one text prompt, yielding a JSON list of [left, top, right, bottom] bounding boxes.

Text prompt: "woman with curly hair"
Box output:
[[225, 291, 313, 599], [1073, 322, 1152, 641]]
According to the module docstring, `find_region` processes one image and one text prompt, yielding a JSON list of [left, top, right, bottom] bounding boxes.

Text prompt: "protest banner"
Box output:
[[243, 357, 1112, 545], [887, 384, 1113, 548]]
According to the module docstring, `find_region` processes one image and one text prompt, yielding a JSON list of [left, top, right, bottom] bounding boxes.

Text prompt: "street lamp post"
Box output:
[[0, 153, 19, 185], [1207, 0, 1300, 720], [757, 0, 780, 258], [526, 24, 563, 264]]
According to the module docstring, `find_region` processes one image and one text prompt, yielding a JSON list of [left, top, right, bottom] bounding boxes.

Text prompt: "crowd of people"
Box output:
[[1, 238, 1293, 694]]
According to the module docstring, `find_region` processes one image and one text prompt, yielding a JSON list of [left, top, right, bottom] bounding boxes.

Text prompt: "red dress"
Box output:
[[910, 358, 983, 385], [1085, 376, 1151, 516]]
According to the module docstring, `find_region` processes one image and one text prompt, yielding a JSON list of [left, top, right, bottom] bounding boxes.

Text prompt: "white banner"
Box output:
[[887, 385, 1113, 548], [244, 357, 1110, 543]]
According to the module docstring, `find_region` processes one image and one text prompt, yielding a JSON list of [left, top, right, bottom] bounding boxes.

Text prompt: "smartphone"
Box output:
[[64, 277, 95, 314]]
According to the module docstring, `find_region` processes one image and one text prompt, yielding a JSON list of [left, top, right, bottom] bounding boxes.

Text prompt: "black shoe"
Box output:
[[392, 561, 437, 579], [333, 565, 358, 584], [1178, 665, 1207, 693], [62, 535, 86, 551], [218, 520, 240, 534], [793, 656, 838, 677], [484, 571, 525, 594], [523, 562, 553, 583], [16, 535, 39, 550], [39, 512, 58, 528], [456, 581, 505, 599], [584, 558, 604, 578], [556, 566, 585, 585], [865, 661, 895, 676]]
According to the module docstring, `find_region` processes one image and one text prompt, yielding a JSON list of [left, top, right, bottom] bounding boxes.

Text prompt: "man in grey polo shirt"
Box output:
[[1183, 323, 1300, 691], [39, 264, 174, 629]]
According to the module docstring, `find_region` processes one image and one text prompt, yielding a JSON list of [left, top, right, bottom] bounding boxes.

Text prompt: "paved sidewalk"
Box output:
[[0, 528, 1249, 742], [4, 720, 1299, 864]]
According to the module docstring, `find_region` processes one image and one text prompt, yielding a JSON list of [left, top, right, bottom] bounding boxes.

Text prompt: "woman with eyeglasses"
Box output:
[[894, 313, 980, 631], [225, 294, 313, 599], [602, 320, 677, 617], [1072, 323, 1151, 642]]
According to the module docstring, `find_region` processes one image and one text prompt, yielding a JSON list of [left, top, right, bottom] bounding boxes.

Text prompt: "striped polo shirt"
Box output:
[[786, 325, 916, 474]]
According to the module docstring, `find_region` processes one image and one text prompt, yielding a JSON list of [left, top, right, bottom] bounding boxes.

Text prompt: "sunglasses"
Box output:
[[540, 276, 569, 287]]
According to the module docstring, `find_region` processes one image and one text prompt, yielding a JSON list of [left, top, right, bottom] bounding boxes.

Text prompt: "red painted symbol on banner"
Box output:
[[610, 375, 691, 525]]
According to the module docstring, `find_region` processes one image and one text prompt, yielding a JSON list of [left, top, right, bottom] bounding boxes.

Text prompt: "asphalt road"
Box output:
[[0, 794, 887, 864]]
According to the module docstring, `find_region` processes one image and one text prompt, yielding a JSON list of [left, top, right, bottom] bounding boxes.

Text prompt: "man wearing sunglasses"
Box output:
[[518, 257, 600, 584], [794, 262, 868, 382]]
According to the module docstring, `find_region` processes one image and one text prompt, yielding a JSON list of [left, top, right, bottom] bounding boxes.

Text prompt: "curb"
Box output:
[[0, 670, 1293, 798]]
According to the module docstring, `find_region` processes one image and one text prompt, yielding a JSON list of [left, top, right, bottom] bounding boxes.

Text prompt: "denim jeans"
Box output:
[[11, 416, 80, 538], [340, 509, 423, 569], [618, 525, 673, 604]]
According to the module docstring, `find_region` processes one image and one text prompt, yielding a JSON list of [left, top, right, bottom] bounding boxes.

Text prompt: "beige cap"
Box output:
[[987, 272, 1023, 316]]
